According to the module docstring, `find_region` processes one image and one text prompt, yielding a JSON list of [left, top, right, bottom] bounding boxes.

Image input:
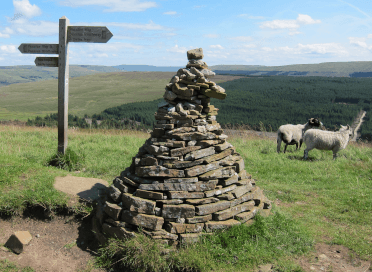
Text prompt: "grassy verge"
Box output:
[[0, 125, 147, 215], [1, 124, 371, 271], [231, 134, 372, 259], [96, 211, 312, 272]]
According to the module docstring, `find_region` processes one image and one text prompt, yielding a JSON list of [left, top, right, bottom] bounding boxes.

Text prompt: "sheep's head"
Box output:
[[308, 118, 323, 127], [340, 124, 353, 136]]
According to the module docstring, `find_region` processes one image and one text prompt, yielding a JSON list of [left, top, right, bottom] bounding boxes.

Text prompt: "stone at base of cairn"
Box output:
[[92, 48, 272, 246]]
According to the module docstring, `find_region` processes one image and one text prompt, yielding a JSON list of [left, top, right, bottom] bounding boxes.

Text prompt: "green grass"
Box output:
[[231, 134, 372, 259], [1, 124, 371, 271], [0, 259, 35, 272], [95, 211, 312, 272], [0, 125, 147, 215], [63, 240, 77, 249]]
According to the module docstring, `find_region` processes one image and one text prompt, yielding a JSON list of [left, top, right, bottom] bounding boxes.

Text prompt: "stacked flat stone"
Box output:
[[92, 48, 272, 246]]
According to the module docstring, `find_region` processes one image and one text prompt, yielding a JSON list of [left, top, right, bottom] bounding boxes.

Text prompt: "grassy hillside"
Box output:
[[0, 72, 241, 121], [0, 125, 371, 271], [0, 65, 121, 88], [38, 75, 370, 139], [210, 61, 372, 73], [1, 61, 372, 90]]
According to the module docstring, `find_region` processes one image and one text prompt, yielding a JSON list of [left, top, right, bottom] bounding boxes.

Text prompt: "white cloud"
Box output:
[[0, 33, 10, 38], [13, 0, 42, 18], [163, 11, 177, 15], [204, 34, 220, 38], [3, 28, 14, 34], [210, 44, 224, 49], [260, 19, 299, 30], [367, 34, 372, 39], [348, 37, 372, 49], [166, 44, 191, 54], [58, 0, 157, 12], [260, 14, 321, 31], [294, 43, 347, 55], [193, 5, 206, 9], [296, 14, 321, 25], [0, 45, 18, 53], [205, 50, 229, 59], [229, 36, 253, 42]]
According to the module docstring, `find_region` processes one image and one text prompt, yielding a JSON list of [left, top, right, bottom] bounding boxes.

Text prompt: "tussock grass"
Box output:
[[231, 134, 372, 259], [1, 124, 371, 271], [96, 211, 312, 272]]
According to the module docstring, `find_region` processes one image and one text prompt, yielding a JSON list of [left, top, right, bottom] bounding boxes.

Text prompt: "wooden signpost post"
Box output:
[[18, 16, 113, 154]]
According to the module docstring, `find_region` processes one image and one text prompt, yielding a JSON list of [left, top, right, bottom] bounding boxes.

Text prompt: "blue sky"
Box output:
[[0, 0, 372, 67]]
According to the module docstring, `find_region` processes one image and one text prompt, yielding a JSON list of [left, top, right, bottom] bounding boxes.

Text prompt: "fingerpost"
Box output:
[[18, 16, 113, 154]]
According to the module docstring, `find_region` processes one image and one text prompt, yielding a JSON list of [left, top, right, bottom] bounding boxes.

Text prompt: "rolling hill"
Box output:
[[1, 61, 372, 88]]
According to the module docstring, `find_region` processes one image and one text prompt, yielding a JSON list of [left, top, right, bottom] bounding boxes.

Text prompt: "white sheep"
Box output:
[[277, 118, 322, 153], [303, 125, 353, 160]]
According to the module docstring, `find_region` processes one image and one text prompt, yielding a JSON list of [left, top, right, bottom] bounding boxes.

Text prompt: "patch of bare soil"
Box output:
[[296, 243, 371, 272], [0, 207, 105, 272]]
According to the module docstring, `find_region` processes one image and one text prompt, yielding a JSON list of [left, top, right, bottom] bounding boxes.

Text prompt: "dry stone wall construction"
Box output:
[[92, 48, 272, 246]]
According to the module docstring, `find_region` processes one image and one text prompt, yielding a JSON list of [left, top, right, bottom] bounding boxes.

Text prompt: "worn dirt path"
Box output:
[[351, 110, 367, 141], [0, 209, 105, 272]]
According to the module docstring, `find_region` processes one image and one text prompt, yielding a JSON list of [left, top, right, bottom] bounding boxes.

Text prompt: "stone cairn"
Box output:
[[93, 48, 272, 246]]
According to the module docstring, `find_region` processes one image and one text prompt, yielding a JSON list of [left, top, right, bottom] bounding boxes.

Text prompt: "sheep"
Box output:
[[277, 118, 323, 153], [303, 125, 353, 160]]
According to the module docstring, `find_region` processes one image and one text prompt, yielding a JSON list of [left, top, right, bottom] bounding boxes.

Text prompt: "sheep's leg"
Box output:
[[332, 147, 340, 160], [284, 144, 288, 153], [299, 139, 303, 150], [303, 150, 309, 160], [295, 142, 299, 151], [277, 138, 282, 153]]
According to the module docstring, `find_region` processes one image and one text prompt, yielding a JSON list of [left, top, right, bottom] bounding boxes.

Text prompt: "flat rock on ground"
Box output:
[[54, 175, 109, 203]]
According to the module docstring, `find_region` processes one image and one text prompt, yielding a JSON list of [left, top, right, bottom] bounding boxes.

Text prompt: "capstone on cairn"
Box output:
[[92, 48, 272, 246]]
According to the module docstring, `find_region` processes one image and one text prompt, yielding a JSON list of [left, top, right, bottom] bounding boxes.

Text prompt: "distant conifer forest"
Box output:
[[26, 76, 372, 140]]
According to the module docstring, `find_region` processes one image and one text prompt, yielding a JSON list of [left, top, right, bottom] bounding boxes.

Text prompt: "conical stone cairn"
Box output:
[[93, 48, 272, 246]]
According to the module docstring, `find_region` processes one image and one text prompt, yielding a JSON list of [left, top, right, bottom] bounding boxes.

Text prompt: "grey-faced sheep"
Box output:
[[303, 125, 353, 160], [277, 118, 323, 153]]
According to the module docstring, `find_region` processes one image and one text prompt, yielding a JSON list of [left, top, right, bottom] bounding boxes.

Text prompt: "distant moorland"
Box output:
[[1, 61, 372, 88], [15, 73, 372, 140]]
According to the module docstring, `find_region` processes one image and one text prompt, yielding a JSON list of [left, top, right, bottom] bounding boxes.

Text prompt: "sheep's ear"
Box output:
[[340, 125, 346, 129]]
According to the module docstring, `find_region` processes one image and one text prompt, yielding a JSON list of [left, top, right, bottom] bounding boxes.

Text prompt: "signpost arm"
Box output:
[[58, 16, 69, 154]]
